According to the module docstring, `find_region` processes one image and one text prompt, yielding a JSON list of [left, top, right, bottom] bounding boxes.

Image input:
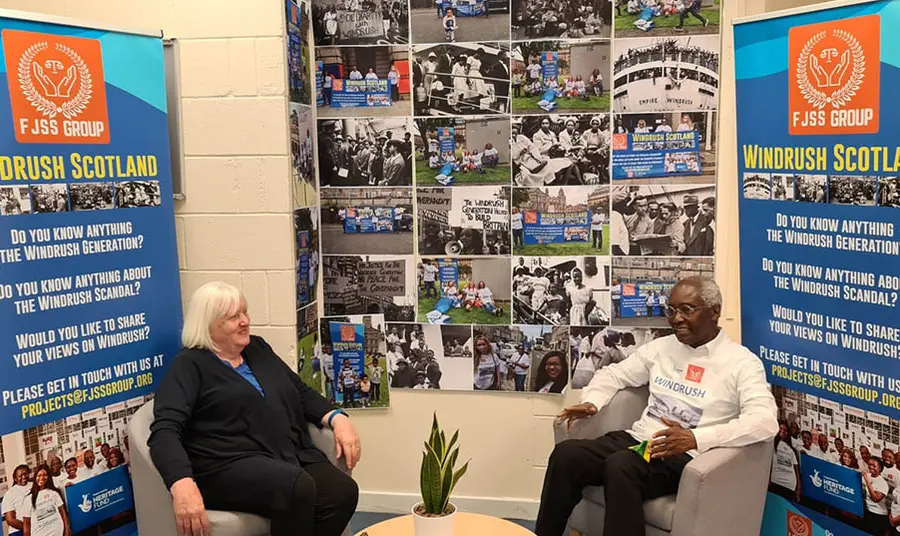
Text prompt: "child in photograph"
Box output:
[[358, 374, 371, 407], [19, 464, 68, 536], [443, 8, 458, 42]]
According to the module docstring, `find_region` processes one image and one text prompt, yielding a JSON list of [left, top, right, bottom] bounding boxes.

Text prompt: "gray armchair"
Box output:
[[557, 386, 773, 536], [127, 400, 352, 536]]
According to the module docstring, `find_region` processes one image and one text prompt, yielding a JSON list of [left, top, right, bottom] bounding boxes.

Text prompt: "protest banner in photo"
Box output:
[[611, 131, 702, 180], [0, 12, 182, 534], [736, 4, 900, 534]]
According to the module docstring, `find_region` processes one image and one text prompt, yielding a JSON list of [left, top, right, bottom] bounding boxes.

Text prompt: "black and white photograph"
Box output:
[[29, 184, 68, 213], [611, 256, 714, 327], [318, 314, 392, 409], [511, 185, 609, 256], [409, 0, 510, 44], [879, 177, 900, 208], [612, 36, 719, 114], [382, 323, 474, 390], [569, 326, 672, 388], [317, 47, 412, 118], [323, 255, 417, 321], [318, 118, 414, 187], [771, 174, 795, 201], [513, 256, 611, 326], [417, 257, 511, 325], [412, 43, 511, 116], [794, 174, 827, 203], [291, 103, 316, 207], [742, 173, 771, 200], [512, 0, 612, 39], [294, 208, 320, 309], [828, 176, 876, 207], [612, 111, 717, 183], [417, 186, 510, 256], [511, 115, 610, 187], [471, 325, 570, 393], [414, 116, 510, 186], [320, 188, 414, 254], [611, 184, 715, 256], [615, 0, 720, 37], [511, 41, 611, 114], [312, 0, 409, 45], [69, 183, 115, 211], [116, 181, 161, 208], [0, 185, 32, 216]]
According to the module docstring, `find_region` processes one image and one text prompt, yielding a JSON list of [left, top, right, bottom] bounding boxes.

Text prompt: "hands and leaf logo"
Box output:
[[78, 494, 92, 513], [810, 469, 823, 488], [17, 41, 93, 120], [796, 29, 865, 110]]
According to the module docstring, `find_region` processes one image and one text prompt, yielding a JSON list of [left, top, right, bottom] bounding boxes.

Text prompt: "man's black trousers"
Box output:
[[535, 430, 691, 536]]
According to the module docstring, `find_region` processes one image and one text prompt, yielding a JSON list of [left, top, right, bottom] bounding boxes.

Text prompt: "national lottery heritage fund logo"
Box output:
[[788, 15, 880, 136], [2, 30, 110, 144], [786, 511, 812, 536]]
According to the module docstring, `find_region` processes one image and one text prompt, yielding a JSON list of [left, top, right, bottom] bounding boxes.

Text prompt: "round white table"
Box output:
[[355, 512, 535, 535]]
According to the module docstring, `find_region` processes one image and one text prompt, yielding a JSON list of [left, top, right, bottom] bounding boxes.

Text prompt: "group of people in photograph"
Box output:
[[770, 417, 900, 535], [384, 326, 445, 389], [511, 116, 610, 186], [618, 0, 710, 32], [513, 0, 611, 38], [318, 122, 414, 187], [614, 39, 719, 75], [1, 443, 130, 536], [313, 0, 409, 45], [424, 141, 501, 176], [413, 47, 510, 115], [0, 187, 29, 216], [418, 260, 506, 317], [612, 187, 715, 256], [471, 333, 568, 393], [116, 181, 161, 209], [513, 260, 608, 326], [829, 176, 877, 206], [70, 184, 115, 211]]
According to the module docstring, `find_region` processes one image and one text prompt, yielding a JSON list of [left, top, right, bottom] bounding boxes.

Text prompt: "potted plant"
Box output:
[[412, 414, 469, 536]]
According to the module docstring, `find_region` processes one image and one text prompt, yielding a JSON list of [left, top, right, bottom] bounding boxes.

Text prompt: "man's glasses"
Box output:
[[664, 304, 704, 318]]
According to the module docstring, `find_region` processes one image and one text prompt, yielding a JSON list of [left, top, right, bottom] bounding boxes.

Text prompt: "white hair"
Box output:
[[679, 276, 722, 309], [182, 281, 245, 352]]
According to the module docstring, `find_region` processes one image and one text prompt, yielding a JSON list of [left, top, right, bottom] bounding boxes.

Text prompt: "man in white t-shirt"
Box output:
[[322, 345, 335, 399], [2, 464, 31, 534], [422, 260, 439, 299], [80, 449, 105, 478], [509, 345, 530, 392], [536, 276, 778, 536]]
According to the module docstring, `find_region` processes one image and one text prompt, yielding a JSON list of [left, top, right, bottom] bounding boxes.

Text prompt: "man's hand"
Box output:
[[556, 402, 598, 431], [170, 478, 209, 536], [650, 418, 697, 459], [332, 413, 362, 470]]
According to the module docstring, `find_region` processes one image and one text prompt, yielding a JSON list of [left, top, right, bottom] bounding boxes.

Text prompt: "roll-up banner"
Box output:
[[736, 2, 900, 534], [0, 11, 181, 534]]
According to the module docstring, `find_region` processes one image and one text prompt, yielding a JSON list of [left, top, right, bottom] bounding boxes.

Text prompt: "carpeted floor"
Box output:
[[350, 512, 536, 533]]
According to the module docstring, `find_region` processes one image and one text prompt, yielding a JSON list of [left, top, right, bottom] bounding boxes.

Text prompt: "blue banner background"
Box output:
[[329, 322, 365, 405], [612, 131, 702, 179], [0, 17, 181, 433], [65, 466, 135, 533], [522, 210, 590, 245], [799, 453, 864, 516], [330, 79, 392, 108]]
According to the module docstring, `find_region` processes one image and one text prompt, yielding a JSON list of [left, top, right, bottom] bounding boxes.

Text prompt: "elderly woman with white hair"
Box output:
[[149, 282, 361, 536]]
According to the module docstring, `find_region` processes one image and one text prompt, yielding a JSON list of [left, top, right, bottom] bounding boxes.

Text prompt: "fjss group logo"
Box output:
[[2, 30, 110, 144], [786, 511, 812, 536], [788, 15, 880, 135]]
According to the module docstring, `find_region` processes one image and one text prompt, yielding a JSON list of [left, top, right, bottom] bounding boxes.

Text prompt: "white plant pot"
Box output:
[[412, 502, 457, 536]]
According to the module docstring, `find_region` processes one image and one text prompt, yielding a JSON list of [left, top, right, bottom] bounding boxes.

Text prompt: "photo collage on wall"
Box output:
[[300, 0, 722, 405]]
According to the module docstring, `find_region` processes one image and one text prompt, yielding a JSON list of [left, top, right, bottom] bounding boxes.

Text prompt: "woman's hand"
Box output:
[[332, 413, 362, 470], [170, 478, 209, 536]]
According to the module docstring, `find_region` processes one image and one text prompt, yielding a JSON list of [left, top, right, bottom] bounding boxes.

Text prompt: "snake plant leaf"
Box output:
[[442, 461, 469, 512], [424, 442, 444, 514], [420, 450, 433, 512]]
